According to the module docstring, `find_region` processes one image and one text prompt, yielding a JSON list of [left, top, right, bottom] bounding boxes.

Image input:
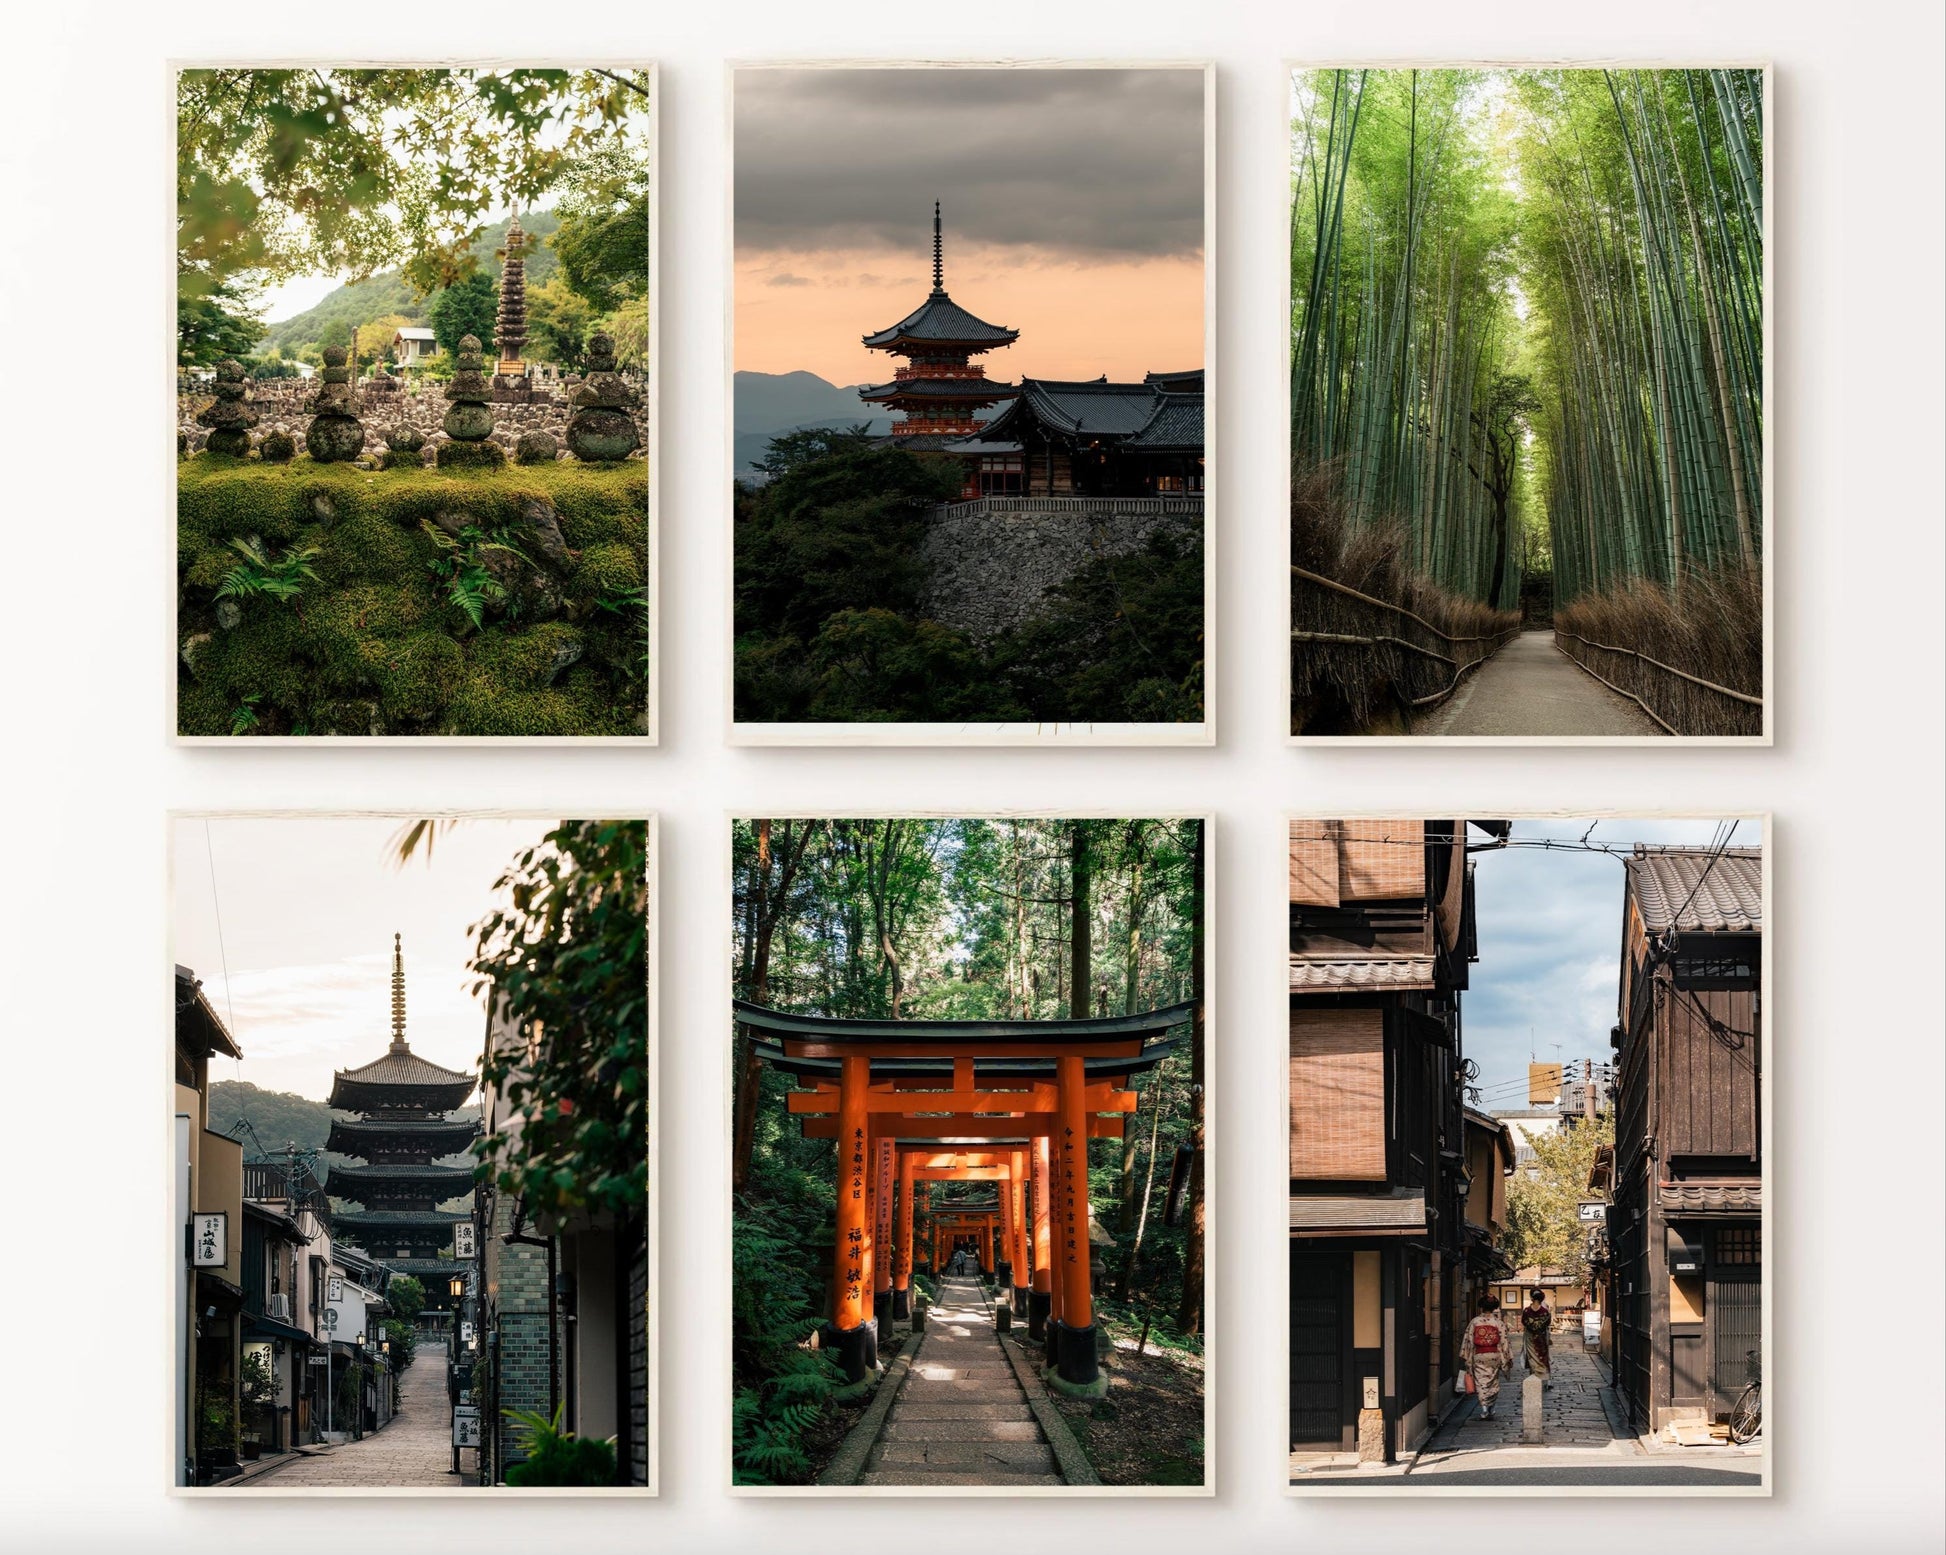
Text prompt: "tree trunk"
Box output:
[[1175, 820, 1206, 1335], [1115, 1089, 1165, 1299], [1069, 822, 1092, 1021]]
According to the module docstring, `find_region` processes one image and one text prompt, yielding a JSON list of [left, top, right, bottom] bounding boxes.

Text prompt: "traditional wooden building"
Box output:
[[859, 204, 1019, 450], [953, 370, 1205, 500], [326, 936, 480, 1315], [1286, 819, 1509, 1467], [1607, 846, 1763, 1434], [175, 966, 246, 1485]]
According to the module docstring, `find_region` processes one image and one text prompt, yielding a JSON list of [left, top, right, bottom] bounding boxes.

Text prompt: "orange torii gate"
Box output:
[[737, 999, 1190, 1393]]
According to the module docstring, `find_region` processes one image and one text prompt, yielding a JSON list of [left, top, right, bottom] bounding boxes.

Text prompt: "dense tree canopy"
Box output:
[[730, 818, 1206, 1483], [1290, 68, 1764, 617], [177, 67, 651, 298]]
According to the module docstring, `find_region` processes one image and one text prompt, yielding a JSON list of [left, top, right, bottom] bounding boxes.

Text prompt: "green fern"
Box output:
[[421, 520, 534, 633], [215, 536, 320, 604], [228, 693, 261, 736]]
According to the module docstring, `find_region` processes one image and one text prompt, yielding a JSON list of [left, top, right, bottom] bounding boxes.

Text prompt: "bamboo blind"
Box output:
[[1340, 819, 1423, 899], [1435, 833, 1466, 952], [1289, 1007, 1386, 1181], [1288, 820, 1341, 906]]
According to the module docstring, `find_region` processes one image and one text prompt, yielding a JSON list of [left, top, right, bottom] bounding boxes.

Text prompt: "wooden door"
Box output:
[[1290, 1248, 1351, 1451]]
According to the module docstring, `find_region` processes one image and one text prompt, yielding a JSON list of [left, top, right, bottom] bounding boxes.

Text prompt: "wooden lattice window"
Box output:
[[1715, 1226, 1761, 1265]]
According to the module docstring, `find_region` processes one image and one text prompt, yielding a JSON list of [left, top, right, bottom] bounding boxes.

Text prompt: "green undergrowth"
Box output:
[[178, 456, 648, 736]]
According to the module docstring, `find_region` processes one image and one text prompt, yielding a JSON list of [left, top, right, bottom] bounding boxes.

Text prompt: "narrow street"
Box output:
[[1297, 1334, 1762, 1488], [1421, 631, 1662, 737], [244, 1354, 476, 1490]]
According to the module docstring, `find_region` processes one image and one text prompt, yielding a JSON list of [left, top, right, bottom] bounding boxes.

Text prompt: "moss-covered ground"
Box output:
[[178, 455, 648, 737]]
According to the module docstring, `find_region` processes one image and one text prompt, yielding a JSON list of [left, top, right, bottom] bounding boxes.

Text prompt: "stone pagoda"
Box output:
[[564, 333, 640, 461], [325, 934, 480, 1314], [304, 345, 366, 463], [197, 359, 258, 457], [492, 212, 531, 399], [859, 204, 1019, 449], [438, 335, 505, 467]]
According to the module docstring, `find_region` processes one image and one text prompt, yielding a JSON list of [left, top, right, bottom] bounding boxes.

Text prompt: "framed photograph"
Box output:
[[1286, 66, 1771, 744], [728, 816, 1211, 1493], [173, 63, 658, 743], [169, 813, 656, 1494], [1283, 815, 1769, 1495], [729, 63, 1214, 746]]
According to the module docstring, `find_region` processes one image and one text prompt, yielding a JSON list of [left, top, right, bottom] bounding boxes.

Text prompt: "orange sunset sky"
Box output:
[[734, 67, 1206, 390]]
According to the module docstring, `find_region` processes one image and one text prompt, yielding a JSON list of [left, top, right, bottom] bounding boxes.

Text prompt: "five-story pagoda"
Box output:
[[326, 935, 479, 1314], [859, 204, 1019, 449]]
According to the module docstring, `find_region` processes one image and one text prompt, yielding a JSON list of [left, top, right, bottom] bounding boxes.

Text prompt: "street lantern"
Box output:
[[449, 1274, 465, 1299]]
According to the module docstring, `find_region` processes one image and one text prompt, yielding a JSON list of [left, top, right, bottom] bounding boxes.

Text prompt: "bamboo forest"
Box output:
[[1289, 68, 1765, 738], [731, 818, 1206, 1488]]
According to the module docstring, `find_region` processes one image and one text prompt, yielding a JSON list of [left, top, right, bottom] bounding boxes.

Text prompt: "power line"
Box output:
[[203, 819, 240, 1079]]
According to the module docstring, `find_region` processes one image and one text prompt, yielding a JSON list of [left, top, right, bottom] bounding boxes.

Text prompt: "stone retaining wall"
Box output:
[[918, 500, 1203, 641]]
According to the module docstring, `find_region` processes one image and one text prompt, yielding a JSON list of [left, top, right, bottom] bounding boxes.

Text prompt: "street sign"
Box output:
[[191, 1212, 228, 1268], [452, 1406, 481, 1449], [322, 1307, 339, 1332], [327, 1274, 344, 1302], [461, 1321, 475, 1345], [453, 1222, 477, 1259], [1577, 1200, 1607, 1222]]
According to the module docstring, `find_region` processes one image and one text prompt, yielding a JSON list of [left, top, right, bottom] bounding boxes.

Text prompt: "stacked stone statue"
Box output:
[[564, 333, 640, 462], [380, 424, 426, 470], [438, 334, 505, 468], [304, 345, 366, 463], [197, 360, 258, 458]]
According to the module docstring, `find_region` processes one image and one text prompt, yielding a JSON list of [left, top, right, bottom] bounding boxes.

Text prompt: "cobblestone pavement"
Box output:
[[1428, 1332, 1620, 1453], [861, 1276, 1063, 1487], [245, 1356, 478, 1490]]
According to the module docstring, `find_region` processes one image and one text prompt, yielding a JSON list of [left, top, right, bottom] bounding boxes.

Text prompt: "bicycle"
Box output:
[[1728, 1348, 1762, 1444]]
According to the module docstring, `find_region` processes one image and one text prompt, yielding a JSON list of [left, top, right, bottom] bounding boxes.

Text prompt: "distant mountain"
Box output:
[[259, 211, 561, 357], [734, 369, 888, 475]]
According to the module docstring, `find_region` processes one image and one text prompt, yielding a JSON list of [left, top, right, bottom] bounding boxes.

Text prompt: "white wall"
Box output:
[[3, 1, 1942, 1551]]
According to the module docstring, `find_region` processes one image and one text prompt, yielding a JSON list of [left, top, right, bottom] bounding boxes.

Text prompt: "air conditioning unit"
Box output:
[[266, 1293, 292, 1323]]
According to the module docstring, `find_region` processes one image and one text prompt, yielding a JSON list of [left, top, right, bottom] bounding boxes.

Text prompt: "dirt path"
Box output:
[[1420, 631, 1662, 738], [861, 1275, 1063, 1487]]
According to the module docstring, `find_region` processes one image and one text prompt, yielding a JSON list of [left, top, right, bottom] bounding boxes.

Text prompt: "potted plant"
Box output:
[[239, 1351, 273, 1459], [196, 1390, 239, 1481], [502, 1404, 618, 1487]]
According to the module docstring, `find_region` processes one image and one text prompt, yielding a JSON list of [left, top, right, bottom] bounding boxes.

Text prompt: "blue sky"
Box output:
[[1463, 817, 1760, 1113]]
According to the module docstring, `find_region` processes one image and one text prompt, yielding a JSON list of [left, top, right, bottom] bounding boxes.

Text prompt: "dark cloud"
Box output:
[[735, 67, 1205, 260], [767, 273, 814, 287]]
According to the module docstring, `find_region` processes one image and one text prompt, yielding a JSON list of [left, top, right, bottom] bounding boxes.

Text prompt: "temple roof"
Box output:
[[748, 1033, 1182, 1082], [327, 1162, 477, 1192], [858, 377, 1019, 403], [863, 292, 1020, 351], [326, 1114, 481, 1156], [736, 998, 1194, 1047], [332, 1209, 470, 1230], [326, 935, 478, 1108], [960, 373, 1204, 449]]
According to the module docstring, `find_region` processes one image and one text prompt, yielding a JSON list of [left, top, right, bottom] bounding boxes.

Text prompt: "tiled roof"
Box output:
[[1657, 1181, 1762, 1214], [333, 1209, 470, 1228], [1289, 955, 1436, 991], [334, 1048, 474, 1088], [1290, 1189, 1426, 1234], [863, 291, 1018, 348], [1125, 392, 1204, 449], [1626, 847, 1762, 934], [1015, 378, 1161, 437], [859, 378, 1017, 402]]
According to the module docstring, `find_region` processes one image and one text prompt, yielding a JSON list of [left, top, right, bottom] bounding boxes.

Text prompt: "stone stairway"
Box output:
[[860, 1274, 1064, 1486]]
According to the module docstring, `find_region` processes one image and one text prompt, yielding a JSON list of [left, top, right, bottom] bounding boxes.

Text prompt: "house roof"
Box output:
[[394, 327, 437, 341], [176, 966, 242, 1060], [1289, 955, 1436, 991], [862, 291, 1018, 350], [1289, 1188, 1427, 1236], [1657, 1180, 1762, 1215], [1626, 846, 1762, 934]]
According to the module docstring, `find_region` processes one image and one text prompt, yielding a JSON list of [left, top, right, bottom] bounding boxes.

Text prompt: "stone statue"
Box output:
[[197, 360, 258, 458], [563, 333, 640, 462], [438, 334, 505, 468], [304, 346, 366, 463]]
